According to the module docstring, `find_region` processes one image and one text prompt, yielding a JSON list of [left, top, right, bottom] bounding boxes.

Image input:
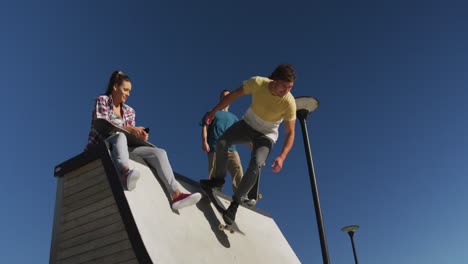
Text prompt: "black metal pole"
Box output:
[[348, 231, 359, 264], [297, 109, 330, 264]]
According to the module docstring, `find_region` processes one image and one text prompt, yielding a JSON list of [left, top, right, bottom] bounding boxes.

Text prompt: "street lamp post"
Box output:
[[341, 225, 360, 264], [295, 96, 330, 264]]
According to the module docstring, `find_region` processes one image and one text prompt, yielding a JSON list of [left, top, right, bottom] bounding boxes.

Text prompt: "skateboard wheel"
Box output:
[[258, 194, 263, 199], [218, 224, 224, 231], [230, 230, 234, 234]]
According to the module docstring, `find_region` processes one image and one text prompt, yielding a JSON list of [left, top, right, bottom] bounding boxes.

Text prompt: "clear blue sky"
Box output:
[[2, 0, 467, 263]]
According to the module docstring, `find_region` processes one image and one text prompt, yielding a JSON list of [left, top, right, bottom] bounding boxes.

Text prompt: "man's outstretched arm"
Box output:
[[205, 87, 245, 124], [272, 119, 296, 173]]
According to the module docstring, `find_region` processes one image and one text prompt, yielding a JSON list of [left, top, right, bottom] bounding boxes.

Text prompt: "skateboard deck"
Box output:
[[200, 184, 243, 234], [93, 118, 156, 148]]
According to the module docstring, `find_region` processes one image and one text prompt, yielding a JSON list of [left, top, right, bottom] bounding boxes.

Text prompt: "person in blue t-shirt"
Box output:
[[200, 90, 254, 205]]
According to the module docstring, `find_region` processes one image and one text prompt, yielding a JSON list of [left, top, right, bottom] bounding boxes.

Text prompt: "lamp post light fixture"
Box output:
[[295, 96, 330, 264], [341, 225, 360, 264]]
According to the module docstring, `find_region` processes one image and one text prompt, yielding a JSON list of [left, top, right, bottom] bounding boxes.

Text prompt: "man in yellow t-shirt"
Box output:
[[200, 64, 297, 225]]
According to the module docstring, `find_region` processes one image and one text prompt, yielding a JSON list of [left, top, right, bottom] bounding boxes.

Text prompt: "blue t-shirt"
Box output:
[[200, 111, 239, 152]]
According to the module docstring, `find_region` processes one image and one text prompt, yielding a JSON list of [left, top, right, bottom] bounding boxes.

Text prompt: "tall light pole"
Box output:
[[342, 225, 360, 264], [295, 96, 330, 264]]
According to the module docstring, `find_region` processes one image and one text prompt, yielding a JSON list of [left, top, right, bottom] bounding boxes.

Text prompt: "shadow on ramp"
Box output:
[[195, 196, 231, 248]]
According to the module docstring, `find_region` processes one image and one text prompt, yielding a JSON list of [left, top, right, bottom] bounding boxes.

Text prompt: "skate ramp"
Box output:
[[50, 143, 300, 264]]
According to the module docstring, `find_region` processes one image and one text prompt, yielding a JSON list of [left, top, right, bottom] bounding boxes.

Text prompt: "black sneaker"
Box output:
[[223, 201, 239, 225], [200, 179, 225, 191]]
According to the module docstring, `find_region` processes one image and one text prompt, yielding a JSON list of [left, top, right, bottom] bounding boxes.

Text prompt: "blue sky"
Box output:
[[2, 0, 468, 263]]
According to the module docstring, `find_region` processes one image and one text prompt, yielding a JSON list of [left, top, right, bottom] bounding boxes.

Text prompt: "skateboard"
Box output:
[[200, 184, 242, 234], [93, 118, 156, 148]]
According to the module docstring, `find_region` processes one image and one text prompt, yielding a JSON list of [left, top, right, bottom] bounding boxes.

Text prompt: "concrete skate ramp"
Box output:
[[51, 142, 300, 264]]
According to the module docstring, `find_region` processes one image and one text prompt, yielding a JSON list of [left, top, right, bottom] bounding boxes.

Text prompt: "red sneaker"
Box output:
[[172, 192, 202, 210]]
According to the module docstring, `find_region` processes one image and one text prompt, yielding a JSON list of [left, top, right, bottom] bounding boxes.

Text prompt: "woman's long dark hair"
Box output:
[[104, 70, 131, 95]]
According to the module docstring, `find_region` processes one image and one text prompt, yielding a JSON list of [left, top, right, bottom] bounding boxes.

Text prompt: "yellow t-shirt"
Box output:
[[242, 76, 296, 142], [243, 76, 296, 122]]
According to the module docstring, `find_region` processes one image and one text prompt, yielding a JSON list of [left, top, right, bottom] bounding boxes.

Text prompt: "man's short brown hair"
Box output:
[[269, 64, 296, 82]]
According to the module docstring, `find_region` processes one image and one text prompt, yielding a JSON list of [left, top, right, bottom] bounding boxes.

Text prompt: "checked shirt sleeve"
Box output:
[[123, 106, 136, 127], [94, 96, 110, 121]]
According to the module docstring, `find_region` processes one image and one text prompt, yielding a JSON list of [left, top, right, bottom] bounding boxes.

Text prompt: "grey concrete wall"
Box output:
[[125, 159, 300, 264], [51, 154, 300, 264]]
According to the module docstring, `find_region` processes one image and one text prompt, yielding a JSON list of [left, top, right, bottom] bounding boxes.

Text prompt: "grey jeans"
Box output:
[[106, 133, 180, 193], [214, 120, 273, 203]]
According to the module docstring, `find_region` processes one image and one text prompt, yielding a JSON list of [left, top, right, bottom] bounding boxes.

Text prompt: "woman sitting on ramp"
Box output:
[[85, 70, 201, 210]]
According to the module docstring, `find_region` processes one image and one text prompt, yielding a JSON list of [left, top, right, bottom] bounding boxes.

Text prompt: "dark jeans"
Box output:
[[214, 120, 273, 203]]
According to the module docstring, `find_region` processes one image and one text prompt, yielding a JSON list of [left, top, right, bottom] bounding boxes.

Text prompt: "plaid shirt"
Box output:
[[85, 95, 136, 150]]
